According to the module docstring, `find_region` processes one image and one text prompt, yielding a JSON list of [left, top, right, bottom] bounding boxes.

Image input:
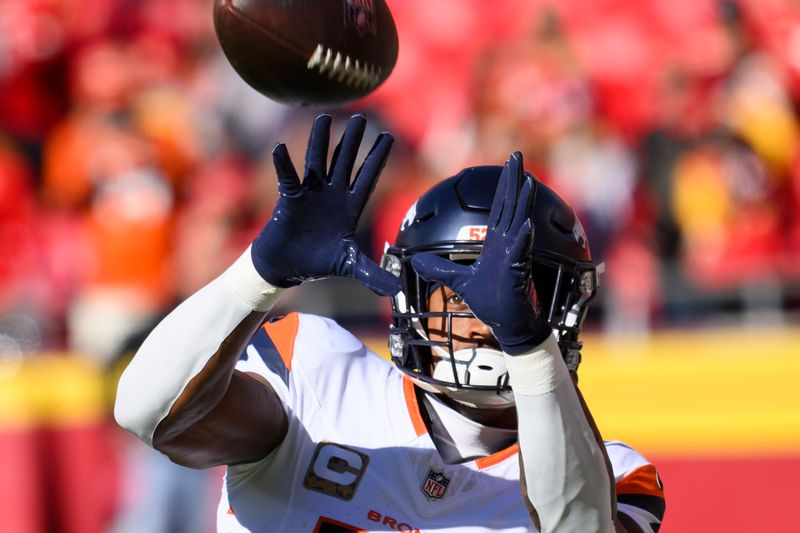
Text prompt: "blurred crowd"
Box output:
[[3, 0, 800, 531], [3, 0, 800, 361], [3, 0, 800, 366]]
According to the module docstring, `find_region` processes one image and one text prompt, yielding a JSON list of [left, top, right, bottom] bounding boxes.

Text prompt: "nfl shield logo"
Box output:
[[422, 470, 450, 500]]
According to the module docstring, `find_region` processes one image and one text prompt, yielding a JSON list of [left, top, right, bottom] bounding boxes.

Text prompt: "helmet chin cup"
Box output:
[[432, 347, 508, 387], [429, 347, 515, 409], [406, 373, 516, 409]]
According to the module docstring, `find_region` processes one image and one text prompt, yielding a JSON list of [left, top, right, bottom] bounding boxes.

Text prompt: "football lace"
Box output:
[[306, 44, 382, 89]]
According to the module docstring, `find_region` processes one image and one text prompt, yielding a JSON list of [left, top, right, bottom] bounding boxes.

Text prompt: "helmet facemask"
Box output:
[[383, 244, 515, 409], [382, 165, 598, 408], [529, 253, 600, 372], [383, 242, 598, 408]]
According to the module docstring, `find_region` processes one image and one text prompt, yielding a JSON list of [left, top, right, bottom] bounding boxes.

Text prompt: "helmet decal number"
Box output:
[[456, 225, 487, 241]]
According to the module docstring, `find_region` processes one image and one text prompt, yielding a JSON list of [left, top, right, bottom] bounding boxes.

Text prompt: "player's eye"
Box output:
[[447, 293, 464, 306]]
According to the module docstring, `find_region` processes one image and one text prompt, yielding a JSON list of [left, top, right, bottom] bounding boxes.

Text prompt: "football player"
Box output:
[[115, 115, 664, 532]]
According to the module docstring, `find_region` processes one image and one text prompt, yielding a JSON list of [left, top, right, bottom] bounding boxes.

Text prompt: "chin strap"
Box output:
[[406, 373, 516, 410]]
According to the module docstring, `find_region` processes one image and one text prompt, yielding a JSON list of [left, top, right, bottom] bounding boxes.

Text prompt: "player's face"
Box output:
[[427, 286, 499, 352]]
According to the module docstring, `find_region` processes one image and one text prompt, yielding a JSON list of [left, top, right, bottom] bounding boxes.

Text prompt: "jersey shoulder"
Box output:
[[605, 440, 663, 492], [605, 441, 665, 531], [238, 312, 396, 391], [236, 313, 415, 448], [289, 312, 393, 372]]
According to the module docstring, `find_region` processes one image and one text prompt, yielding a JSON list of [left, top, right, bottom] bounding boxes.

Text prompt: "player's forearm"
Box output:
[[114, 246, 284, 446], [506, 333, 614, 533]]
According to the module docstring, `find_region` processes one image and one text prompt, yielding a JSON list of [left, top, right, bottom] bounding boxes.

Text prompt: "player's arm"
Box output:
[[512, 353, 651, 532], [412, 153, 619, 532], [115, 253, 284, 468], [114, 114, 400, 468], [573, 385, 652, 533]]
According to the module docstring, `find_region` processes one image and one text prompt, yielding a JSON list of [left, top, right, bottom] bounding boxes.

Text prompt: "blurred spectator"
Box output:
[[671, 135, 782, 291], [0, 139, 50, 352], [472, 9, 592, 173], [0, 0, 69, 161], [547, 120, 638, 259], [718, 53, 799, 176], [173, 150, 263, 298], [43, 111, 176, 364]]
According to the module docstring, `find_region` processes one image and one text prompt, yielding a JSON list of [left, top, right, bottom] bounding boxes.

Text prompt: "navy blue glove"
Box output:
[[251, 114, 401, 297], [411, 152, 550, 354]]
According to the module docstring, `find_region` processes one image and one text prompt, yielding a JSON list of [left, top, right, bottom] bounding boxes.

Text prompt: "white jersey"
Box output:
[[218, 313, 665, 533]]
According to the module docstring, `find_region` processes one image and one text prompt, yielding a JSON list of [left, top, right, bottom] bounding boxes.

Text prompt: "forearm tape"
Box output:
[[505, 334, 614, 533], [114, 246, 283, 446]]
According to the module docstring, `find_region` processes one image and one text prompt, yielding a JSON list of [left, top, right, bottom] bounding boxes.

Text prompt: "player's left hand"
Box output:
[[410, 152, 550, 354], [251, 114, 401, 296]]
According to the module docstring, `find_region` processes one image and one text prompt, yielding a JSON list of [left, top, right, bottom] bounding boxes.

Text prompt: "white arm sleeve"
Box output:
[[505, 333, 613, 533], [114, 246, 284, 446]]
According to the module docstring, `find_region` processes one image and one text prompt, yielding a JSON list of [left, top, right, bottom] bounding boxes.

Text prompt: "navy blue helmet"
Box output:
[[382, 165, 599, 399]]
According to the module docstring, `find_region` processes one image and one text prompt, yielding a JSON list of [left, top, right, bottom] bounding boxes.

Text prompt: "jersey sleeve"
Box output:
[[235, 313, 300, 408], [605, 441, 666, 532]]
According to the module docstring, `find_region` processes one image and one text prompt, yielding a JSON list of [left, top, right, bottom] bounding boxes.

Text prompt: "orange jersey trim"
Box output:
[[262, 313, 300, 371], [616, 464, 665, 499], [475, 443, 519, 470], [402, 377, 428, 437]]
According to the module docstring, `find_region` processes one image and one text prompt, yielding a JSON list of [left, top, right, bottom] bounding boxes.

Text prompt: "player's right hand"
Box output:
[[410, 153, 551, 354], [251, 114, 402, 297]]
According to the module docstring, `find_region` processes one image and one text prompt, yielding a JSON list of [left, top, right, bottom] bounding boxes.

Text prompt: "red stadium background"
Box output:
[[2, 0, 800, 531]]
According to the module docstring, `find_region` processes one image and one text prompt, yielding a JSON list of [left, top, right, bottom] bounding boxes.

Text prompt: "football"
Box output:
[[213, 0, 399, 107]]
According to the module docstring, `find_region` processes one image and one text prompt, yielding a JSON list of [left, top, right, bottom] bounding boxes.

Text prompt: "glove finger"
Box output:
[[488, 159, 509, 231], [411, 253, 470, 292], [331, 114, 367, 188], [304, 114, 331, 190], [351, 132, 394, 207], [509, 175, 533, 236], [352, 253, 403, 296], [272, 143, 302, 197], [498, 152, 523, 233], [508, 218, 534, 267]]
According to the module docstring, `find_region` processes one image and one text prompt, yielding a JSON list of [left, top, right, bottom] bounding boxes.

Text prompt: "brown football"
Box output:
[[213, 0, 399, 107]]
